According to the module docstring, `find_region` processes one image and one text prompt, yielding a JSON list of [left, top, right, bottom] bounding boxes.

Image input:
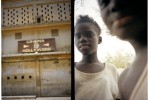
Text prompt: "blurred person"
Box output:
[[97, 0, 147, 100]]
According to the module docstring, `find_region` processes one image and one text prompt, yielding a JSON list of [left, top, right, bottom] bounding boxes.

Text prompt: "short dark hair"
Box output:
[[75, 15, 101, 35]]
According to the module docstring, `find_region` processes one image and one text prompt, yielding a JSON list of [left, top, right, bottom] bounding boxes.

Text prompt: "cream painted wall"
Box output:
[[2, 25, 71, 55]]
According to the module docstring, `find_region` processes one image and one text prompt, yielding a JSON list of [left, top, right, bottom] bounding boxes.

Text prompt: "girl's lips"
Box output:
[[112, 16, 133, 27], [79, 44, 90, 49]]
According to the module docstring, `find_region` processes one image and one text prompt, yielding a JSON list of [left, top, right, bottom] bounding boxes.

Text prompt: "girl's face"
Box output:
[[97, 0, 147, 41], [75, 22, 101, 55]]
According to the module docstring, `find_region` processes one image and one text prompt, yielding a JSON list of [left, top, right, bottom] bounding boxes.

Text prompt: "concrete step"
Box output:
[[2, 96, 71, 100]]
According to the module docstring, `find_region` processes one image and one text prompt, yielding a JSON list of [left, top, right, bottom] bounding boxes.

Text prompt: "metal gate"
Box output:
[[39, 58, 71, 96], [2, 61, 37, 96], [2, 54, 71, 97]]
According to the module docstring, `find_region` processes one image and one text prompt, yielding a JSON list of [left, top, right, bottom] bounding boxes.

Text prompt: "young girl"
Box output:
[[97, 0, 147, 100], [75, 15, 120, 100]]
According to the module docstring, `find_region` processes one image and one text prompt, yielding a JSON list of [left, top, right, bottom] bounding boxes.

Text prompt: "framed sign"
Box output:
[[18, 38, 56, 53]]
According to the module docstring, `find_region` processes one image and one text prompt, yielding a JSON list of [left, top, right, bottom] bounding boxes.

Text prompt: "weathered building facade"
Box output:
[[2, 0, 71, 99]]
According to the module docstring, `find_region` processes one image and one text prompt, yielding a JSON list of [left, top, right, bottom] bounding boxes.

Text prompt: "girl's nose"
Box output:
[[80, 35, 87, 43]]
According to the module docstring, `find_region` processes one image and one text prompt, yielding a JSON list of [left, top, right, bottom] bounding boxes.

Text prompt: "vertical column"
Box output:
[[1, 3, 3, 26], [35, 59, 41, 96], [32, 1, 37, 23]]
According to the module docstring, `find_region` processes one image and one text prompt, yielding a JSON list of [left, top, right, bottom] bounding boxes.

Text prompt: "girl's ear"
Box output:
[[98, 36, 102, 44]]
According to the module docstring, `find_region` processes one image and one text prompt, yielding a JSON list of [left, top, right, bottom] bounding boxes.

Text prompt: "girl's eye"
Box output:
[[86, 32, 93, 37]]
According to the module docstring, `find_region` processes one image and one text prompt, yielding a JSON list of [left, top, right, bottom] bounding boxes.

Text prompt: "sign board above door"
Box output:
[[18, 38, 56, 53]]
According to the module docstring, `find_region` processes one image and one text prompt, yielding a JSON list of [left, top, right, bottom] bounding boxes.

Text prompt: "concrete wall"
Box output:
[[2, 0, 71, 98]]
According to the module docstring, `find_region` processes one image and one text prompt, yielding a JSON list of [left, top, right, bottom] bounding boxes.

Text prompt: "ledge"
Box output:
[[2, 95, 36, 99], [2, 21, 71, 31], [2, 52, 71, 58]]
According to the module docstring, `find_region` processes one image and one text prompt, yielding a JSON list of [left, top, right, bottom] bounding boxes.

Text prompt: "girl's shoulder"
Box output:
[[105, 63, 119, 80]]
